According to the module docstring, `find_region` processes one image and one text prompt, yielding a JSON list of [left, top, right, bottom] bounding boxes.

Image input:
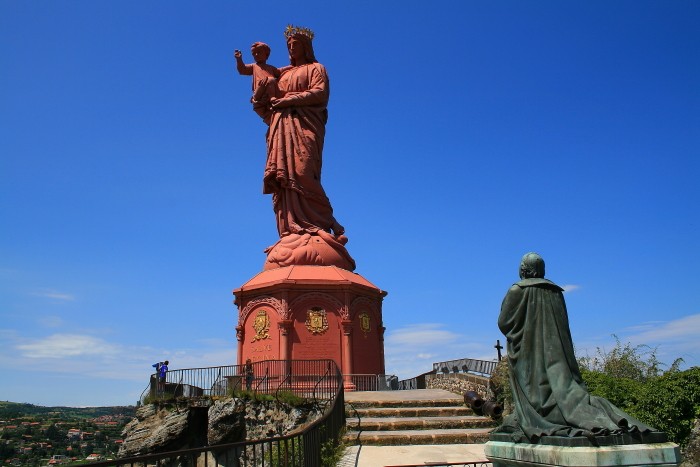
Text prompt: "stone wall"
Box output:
[[426, 373, 490, 397]]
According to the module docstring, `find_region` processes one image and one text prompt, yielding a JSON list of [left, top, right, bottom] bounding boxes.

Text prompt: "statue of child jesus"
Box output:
[[234, 42, 290, 123]]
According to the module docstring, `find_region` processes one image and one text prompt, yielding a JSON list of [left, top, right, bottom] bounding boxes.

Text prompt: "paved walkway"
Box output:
[[340, 389, 490, 466], [338, 444, 487, 467]]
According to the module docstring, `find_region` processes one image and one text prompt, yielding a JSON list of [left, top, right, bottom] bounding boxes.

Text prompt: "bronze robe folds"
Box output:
[[263, 62, 338, 237], [496, 278, 654, 443]]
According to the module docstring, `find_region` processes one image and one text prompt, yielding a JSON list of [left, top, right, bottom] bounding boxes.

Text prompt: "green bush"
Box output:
[[579, 369, 643, 412], [489, 358, 513, 413], [577, 339, 699, 447], [577, 336, 664, 381], [276, 390, 306, 407], [229, 389, 307, 406], [580, 367, 700, 447], [631, 367, 700, 446], [320, 432, 346, 467], [263, 439, 304, 467]]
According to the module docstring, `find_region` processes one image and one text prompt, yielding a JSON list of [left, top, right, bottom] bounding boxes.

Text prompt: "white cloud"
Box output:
[[385, 323, 460, 347], [575, 313, 700, 369], [384, 324, 496, 379], [621, 314, 700, 366], [31, 289, 75, 301], [624, 314, 700, 343], [0, 330, 237, 386], [166, 343, 236, 370], [0, 328, 236, 406], [562, 284, 581, 293], [17, 334, 118, 358]]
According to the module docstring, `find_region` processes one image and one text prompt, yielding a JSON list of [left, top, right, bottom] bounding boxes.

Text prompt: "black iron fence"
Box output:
[[142, 357, 497, 404], [146, 359, 342, 404], [433, 358, 497, 376], [397, 377, 418, 390], [93, 359, 344, 467], [392, 358, 496, 391]]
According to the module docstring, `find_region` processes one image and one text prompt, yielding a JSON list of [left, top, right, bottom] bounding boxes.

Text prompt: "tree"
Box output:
[[45, 424, 61, 442]]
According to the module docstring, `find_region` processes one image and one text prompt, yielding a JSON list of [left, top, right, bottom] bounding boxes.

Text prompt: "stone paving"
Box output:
[[338, 444, 488, 467]]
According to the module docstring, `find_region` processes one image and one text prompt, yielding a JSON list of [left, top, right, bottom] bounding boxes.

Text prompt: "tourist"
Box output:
[[245, 359, 254, 391]]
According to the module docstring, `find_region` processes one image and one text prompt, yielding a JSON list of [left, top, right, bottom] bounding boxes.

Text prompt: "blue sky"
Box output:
[[1, 1, 698, 407]]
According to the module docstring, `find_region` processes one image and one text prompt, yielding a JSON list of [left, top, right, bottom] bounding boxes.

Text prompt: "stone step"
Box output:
[[343, 389, 495, 447], [348, 405, 474, 419], [346, 397, 463, 409], [342, 427, 493, 445], [346, 415, 495, 431]]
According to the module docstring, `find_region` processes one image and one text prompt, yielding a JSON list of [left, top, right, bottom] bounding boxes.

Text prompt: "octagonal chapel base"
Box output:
[[233, 266, 387, 388]]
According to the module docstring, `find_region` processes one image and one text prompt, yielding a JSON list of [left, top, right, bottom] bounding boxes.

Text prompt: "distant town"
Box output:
[[0, 402, 135, 466]]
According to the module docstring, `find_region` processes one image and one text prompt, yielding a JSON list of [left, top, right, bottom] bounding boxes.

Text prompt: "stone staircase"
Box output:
[[343, 389, 497, 446]]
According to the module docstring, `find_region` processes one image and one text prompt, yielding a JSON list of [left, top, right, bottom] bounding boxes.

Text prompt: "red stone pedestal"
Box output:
[[233, 266, 386, 385]]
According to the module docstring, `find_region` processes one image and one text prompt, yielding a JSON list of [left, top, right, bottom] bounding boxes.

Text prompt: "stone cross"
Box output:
[[494, 339, 503, 361]]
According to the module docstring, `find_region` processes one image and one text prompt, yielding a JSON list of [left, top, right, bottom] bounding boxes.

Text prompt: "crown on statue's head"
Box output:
[[285, 24, 314, 40]]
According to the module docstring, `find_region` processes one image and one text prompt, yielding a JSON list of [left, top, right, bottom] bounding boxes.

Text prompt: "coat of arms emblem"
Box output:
[[359, 312, 371, 335], [251, 309, 271, 342], [305, 307, 329, 335]]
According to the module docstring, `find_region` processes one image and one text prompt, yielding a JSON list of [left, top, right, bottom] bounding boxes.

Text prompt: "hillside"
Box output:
[[0, 401, 136, 420], [0, 401, 136, 465]]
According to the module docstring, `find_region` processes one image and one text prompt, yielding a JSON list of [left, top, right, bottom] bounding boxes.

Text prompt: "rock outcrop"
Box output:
[[207, 399, 247, 446], [681, 418, 700, 467], [119, 404, 208, 457], [119, 397, 322, 458]]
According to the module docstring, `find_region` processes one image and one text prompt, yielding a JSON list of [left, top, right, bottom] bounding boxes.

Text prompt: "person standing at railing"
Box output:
[[245, 359, 254, 391], [152, 361, 163, 392], [155, 360, 169, 395]]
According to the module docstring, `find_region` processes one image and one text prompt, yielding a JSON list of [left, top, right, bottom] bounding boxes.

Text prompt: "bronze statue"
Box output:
[[236, 26, 354, 271], [494, 253, 660, 445]]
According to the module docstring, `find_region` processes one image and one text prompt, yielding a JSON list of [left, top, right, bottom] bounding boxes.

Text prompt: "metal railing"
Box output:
[[93, 359, 345, 466], [396, 370, 436, 390], [145, 359, 341, 404], [397, 377, 418, 390], [344, 374, 398, 391], [433, 358, 497, 376]]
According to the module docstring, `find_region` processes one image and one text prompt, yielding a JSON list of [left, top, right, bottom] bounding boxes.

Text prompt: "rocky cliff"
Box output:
[[119, 397, 322, 457]]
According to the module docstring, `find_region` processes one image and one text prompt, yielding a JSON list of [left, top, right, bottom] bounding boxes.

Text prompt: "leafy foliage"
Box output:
[[320, 431, 347, 467], [578, 369, 643, 413], [488, 358, 513, 413], [577, 337, 699, 447], [581, 366, 700, 447], [632, 367, 700, 446], [228, 389, 307, 406], [577, 336, 671, 381]]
